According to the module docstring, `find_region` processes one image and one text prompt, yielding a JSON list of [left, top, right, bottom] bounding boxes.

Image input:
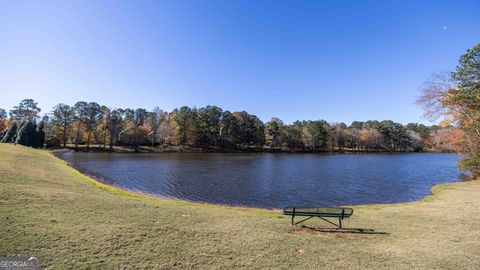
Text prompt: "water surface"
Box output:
[[58, 152, 461, 208]]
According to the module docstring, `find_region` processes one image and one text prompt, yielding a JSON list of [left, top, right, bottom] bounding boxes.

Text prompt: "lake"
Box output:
[[58, 152, 461, 209]]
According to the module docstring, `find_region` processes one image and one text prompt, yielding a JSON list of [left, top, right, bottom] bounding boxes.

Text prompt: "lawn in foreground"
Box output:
[[1, 144, 479, 269]]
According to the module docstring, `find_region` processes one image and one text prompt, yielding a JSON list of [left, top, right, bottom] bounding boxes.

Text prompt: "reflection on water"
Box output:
[[58, 152, 461, 208]]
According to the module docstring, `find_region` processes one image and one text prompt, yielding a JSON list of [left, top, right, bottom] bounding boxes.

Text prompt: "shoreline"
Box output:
[[52, 150, 278, 211], [52, 149, 469, 211], [50, 144, 456, 154]]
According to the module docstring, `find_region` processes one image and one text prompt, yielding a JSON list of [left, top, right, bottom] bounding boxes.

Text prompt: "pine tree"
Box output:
[[32, 122, 46, 148], [15, 121, 37, 146], [0, 122, 18, 143]]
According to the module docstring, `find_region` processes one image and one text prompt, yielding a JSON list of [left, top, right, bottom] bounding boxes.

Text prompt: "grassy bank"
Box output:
[[1, 144, 479, 269]]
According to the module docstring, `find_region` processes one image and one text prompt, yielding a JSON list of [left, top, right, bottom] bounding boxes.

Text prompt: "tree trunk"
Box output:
[[109, 139, 113, 152], [75, 129, 79, 151], [103, 126, 107, 150], [109, 127, 114, 153], [63, 123, 67, 148], [134, 127, 139, 152], [151, 131, 155, 147], [87, 130, 91, 150]]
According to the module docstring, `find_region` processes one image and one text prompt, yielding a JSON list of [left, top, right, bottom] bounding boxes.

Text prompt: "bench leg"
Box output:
[[317, 216, 341, 228], [291, 214, 295, 225], [339, 218, 342, 229], [294, 216, 314, 225]]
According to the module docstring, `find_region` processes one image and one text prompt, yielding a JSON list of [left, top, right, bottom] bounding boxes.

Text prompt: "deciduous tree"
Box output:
[[418, 44, 480, 176]]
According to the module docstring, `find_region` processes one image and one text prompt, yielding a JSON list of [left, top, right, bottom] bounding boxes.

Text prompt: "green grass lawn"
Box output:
[[1, 144, 479, 269]]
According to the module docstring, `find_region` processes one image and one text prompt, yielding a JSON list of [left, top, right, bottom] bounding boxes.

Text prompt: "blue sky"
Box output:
[[1, 0, 479, 124]]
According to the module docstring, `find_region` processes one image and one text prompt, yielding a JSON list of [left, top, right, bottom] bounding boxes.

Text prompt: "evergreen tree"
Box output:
[[32, 122, 46, 148], [0, 108, 7, 119], [219, 111, 239, 148], [9, 99, 41, 120], [265, 117, 284, 148], [1, 122, 18, 143], [51, 103, 76, 148], [15, 121, 37, 146], [196, 106, 222, 147], [303, 120, 330, 151]]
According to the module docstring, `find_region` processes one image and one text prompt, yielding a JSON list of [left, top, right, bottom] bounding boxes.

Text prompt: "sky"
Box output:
[[0, 0, 479, 125]]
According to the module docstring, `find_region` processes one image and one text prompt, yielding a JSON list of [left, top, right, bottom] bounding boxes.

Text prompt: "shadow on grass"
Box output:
[[300, 225, 390, 235]]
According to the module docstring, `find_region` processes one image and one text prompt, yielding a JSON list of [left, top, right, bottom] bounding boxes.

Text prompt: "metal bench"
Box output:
[[283, 206, 353, 228]]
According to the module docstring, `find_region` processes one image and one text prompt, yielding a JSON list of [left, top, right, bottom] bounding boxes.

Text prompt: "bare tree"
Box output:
[[416, 71, 455, 122]]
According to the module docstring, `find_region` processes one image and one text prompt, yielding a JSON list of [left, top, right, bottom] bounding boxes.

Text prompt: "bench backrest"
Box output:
[[283, 206, 353, 218]]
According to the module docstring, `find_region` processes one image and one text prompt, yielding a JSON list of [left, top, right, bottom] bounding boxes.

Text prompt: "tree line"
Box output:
[[0, 99, 459, 153]]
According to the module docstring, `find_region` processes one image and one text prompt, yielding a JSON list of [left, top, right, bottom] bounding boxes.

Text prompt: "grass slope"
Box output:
[[1, 144, 479, 269]]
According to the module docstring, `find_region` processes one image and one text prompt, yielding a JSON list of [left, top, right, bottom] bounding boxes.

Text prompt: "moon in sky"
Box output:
[[443, 26, 448, 31]]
